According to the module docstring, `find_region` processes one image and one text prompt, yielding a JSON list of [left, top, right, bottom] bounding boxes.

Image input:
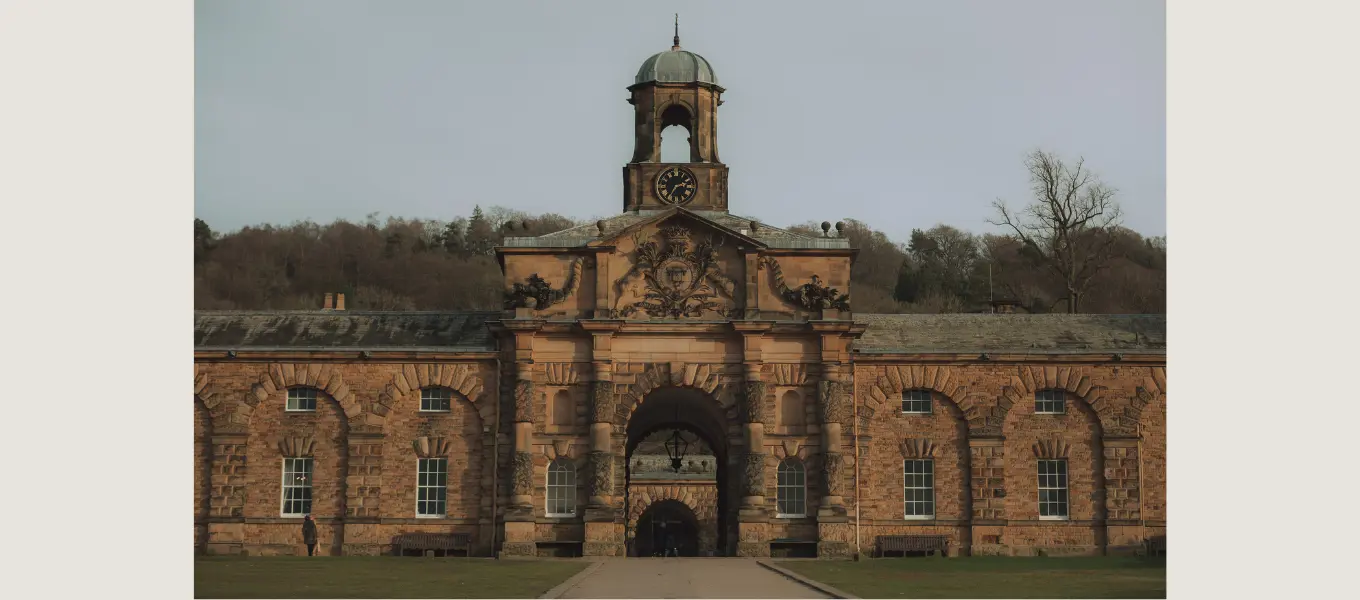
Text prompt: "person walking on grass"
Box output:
[[302, 514, 318, 556]]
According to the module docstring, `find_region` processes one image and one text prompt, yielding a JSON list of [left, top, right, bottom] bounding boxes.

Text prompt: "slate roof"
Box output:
[[194, 311, 499, 351], [852, 313, 1166, 354]]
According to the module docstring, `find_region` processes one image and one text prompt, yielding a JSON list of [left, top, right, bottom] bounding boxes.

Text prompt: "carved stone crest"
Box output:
[[817, 380, 850, 424], [613, 225, 737, 318], [741, 381, 767, 424], [504, 258, 584, 310], [511, 451, 534, 497], [762, 257, 851, 311], [743, 453, 767, 497], [823, 451, 845, 496], [588, 451, 614, 496], [513, 380, 534, 423], [589, 380, 615, 423]]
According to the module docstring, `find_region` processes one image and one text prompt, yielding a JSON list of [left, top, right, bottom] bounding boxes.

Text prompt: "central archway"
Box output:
[[624, 386, 732, 556]]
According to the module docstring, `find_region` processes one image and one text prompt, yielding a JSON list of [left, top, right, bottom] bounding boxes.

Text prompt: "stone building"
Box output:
[[193, 35, 1166, 559]]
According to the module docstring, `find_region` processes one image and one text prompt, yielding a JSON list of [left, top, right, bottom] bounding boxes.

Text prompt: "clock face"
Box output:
[[655, 166, 698, 205]]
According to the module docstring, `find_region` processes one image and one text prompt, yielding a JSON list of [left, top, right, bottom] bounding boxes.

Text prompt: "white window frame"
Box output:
[[280, 457, 313, 517], [416, 458, 448, 518], [420, 387, 452, 413], [901, 389, 933, 414], [775, 459, 807, 518], [286, 387, 317, 412], [1035, 389, 1066, 415], [903, 459, 935, 519], [545, 459, 576, 517], [1038, 459, 1070, 520]]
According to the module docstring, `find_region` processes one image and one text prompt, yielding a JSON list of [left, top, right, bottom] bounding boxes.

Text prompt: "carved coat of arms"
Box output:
[[614, 225, 737, 318]]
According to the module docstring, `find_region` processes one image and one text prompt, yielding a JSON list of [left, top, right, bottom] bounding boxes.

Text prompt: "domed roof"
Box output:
[[635, 46, 718, 86]]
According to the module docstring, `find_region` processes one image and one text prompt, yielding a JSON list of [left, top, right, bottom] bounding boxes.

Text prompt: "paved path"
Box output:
[[556, 558, 831, 599]]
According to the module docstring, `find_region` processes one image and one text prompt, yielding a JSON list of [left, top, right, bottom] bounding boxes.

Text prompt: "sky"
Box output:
[[195, 0, 1165, 241]]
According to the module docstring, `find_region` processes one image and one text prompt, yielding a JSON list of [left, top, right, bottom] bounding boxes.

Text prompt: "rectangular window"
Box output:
[[776, 463, 806, 517], [1038, 459, 1069, 519], [904, 459, 935, 518], [417, 458, 448, 517], [421, 388, 451, 412], [1035, 390, 1065, 414], [287, 387, 317, 412], [901, 390, 932, 414], [281, 458, 313, 516]]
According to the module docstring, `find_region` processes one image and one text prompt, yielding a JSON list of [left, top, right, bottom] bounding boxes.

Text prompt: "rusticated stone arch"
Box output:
[[193, 366, 234, 429], [376, 363, 493, 425], [234, 363, 372, 431], [615, 362, 729, 428], [863, 365, 980, 431], [627, 487, 715, 529], [1003, 366, 1118, 436]]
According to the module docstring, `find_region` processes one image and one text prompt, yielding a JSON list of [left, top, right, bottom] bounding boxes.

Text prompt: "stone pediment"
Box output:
[[610, 212, 746, 319], [589, 207, 765, 249]]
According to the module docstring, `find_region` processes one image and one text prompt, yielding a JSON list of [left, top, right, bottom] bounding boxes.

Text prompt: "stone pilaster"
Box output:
[[1103, 436, 1143, 555], [206, 434, 247, 555], [817, 380, 849, 515]]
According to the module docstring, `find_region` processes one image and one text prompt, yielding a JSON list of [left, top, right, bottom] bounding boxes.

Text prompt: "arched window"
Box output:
[[901, 389, 932, 414], [659, 104, 692, 163], [551, 390, 574, 427], [286, 387, 318, 412], [546, 459, 576, 517], [776, 459, 806, 517], [1035, 389, 1066, 415], [420, 387, 452, 412]]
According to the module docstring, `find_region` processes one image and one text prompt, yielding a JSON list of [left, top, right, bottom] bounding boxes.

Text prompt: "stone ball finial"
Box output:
[[749, 220, 759, 232], [521, 219, 529, 231], [835, 221, 845, 236], [821, 221, 831, 236], [596, 220, 607, 236]]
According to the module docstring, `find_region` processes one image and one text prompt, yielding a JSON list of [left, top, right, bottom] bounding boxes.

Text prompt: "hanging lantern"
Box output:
[[664, 428, 690, 473]]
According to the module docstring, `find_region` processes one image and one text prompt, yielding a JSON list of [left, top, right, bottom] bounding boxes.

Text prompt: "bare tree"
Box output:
[[990, 150, 1123, 313]]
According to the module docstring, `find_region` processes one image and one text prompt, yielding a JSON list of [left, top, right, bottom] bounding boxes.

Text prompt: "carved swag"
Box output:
[[743, 453, 767, 497], [817, 380, 850, 424], [741, 381, 767, 424], [761, 257, 851, 311], [504, 258, 584, 310], [588, 451, 614, 497], [513, 380, 534, 423], [511, 451, 534, 498], [589, 380, 615, 424], [822, 452, 845, 497], [614, 225, 737, 318]]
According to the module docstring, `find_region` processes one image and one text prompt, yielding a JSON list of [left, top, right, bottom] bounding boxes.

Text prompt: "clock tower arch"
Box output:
[[624, 23, 729, 212]]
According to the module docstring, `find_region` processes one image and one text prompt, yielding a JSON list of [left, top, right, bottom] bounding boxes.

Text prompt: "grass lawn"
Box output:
[[779, 556, 1166, 599], [195, 556, 587, 599]]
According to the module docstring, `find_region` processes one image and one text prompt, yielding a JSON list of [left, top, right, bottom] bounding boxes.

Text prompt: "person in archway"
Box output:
[[664, 531, 678, 557], [301, 514, 318, 556]]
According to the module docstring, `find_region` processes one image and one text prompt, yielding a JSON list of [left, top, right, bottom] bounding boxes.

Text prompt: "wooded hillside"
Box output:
[[194, 152, 1164, 314], [194, 211, 1164, 314]]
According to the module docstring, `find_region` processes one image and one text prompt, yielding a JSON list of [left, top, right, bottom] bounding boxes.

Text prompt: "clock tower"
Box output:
[[623, 25, 729, 212]]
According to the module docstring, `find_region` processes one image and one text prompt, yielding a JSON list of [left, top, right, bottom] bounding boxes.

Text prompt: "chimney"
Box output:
[[323, 293, 334, 310], [335, 293, 345, 311]]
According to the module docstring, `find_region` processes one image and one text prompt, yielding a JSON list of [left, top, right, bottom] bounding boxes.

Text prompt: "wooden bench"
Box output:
[[1144, 535, 1166, 557], [769, 538, 818, 558], [394, 533, 471, 557], [876, 535, 948, 557], [536, 540, 584, 558]]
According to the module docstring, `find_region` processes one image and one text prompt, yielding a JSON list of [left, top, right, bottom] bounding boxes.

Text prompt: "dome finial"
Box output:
[[672, 13, 681, 50]]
